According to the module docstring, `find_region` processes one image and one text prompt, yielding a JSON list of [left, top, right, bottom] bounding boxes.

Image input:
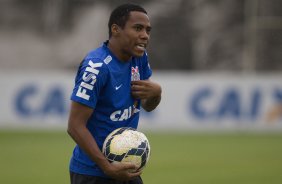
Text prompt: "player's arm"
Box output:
[[67, 101, 141, 181], [131, 79, 162, 112]]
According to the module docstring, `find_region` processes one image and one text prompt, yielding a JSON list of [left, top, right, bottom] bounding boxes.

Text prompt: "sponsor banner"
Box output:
[[0, 71, 282, 130], [0, 70, 73, 128], [140, 72, 282, 131]]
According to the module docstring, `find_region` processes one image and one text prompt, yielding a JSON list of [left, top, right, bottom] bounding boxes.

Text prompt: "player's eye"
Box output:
[[134, 25, 143, 32], [146, 27, 151, 35]]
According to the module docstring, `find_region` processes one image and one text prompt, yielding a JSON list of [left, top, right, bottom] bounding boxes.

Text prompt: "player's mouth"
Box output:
[[135, 43, 146, 52]]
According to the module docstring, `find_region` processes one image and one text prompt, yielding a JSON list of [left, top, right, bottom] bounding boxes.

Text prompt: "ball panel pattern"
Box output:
[[102, 127, 150, 171]]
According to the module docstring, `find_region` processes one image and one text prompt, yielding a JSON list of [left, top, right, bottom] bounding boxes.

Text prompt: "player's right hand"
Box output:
[[104, 162, 142, 181]]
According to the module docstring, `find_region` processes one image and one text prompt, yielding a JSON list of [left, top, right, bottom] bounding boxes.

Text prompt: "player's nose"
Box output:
[[140, 30, 149, 40]]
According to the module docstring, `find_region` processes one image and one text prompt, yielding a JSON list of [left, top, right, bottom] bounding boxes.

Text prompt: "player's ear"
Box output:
[[111, 24, 120, 36]]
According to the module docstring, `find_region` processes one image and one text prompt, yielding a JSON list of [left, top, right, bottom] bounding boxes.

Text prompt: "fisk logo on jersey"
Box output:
[[76, 60, 103, 100]]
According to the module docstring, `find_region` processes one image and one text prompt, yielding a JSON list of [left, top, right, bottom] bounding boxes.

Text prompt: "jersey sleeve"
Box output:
[[70, 58, 108, 108], [141, 52, 152, 80]]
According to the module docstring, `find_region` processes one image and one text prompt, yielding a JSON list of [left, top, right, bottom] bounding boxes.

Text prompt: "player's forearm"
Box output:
[[67, 123, 111, 172], [142, 94, 161, 112]]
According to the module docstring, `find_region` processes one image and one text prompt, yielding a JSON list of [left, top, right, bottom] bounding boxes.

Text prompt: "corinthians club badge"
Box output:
[[131, 66, 140, 81]]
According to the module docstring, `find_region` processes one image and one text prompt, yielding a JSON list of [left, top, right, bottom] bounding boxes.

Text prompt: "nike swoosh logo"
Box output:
[[115, 84, 123, 90]]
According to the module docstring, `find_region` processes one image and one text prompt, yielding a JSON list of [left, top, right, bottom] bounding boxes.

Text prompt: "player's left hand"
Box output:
[[131, 80, 161, 100]]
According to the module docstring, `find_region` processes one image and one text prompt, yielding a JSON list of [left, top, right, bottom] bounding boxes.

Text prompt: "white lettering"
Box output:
[[86, 61, 103, 75], [76, 86, 90, 100], [80, 81, 94, 90], [110, 110, 121, 121], [82, 72, 97, 85], [75, 60, 103, 101], [110, 105, 139, 122], [129, 106, 132, 117], [119, 109, 129, 121]]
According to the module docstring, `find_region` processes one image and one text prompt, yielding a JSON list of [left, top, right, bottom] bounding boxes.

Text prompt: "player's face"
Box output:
[[118, 11, 151, 60]]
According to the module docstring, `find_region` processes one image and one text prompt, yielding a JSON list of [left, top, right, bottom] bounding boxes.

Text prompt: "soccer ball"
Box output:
[[102, 127, 150, 172]]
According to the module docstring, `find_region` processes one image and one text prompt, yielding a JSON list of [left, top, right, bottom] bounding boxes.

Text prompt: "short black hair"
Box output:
[[108, 3, 147, 38]]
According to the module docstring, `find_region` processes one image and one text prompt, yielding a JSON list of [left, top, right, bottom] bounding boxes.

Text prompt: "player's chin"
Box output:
[[133, 50, 145, 57]]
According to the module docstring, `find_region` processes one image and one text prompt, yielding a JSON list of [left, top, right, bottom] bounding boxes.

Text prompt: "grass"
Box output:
[[0, 130, 282, 184], [0, 130, 73, 184], [144, 132, 282, 184]]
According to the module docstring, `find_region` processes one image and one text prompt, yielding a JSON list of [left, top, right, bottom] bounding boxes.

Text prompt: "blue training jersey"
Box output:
[[69, 41, 152, 177]]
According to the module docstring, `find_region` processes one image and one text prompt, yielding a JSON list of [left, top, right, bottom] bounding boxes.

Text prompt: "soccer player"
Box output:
[[67, 3, 162, 184]]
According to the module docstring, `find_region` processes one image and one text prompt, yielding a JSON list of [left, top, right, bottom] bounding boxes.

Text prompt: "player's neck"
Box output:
[[107, 39, 132, 62]]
